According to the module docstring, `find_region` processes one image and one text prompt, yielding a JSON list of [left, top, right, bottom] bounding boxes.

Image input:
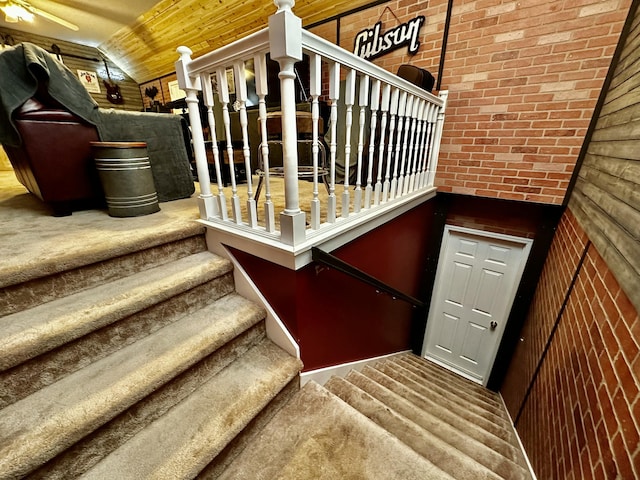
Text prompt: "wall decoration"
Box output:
[[77, 70, 101, 93], [168, 80, 187, 114], [353, 14, 425, 60], [168, 80, 186, 101], [102, 58, 123, 104], [225, 68, 235, 95]]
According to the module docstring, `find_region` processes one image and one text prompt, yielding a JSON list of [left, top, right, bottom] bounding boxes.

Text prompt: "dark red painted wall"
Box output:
[[229, 200, 436, 371]]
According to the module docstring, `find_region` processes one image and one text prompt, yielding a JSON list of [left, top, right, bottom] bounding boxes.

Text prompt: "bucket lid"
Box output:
[[90, 141, 147, 148]]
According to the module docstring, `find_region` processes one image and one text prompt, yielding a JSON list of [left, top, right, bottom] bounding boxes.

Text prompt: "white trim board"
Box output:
[[300, 351, 411, 386], [209, 240, 300, 359], [200, 188, 436, 270], [498, 393, 538, 480]]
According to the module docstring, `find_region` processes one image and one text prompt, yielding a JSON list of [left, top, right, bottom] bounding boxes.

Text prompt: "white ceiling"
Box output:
[[0, 0, 159, 47]]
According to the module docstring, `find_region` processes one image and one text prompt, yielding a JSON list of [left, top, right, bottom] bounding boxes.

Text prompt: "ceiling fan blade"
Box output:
[[23, 4, 79, 31]]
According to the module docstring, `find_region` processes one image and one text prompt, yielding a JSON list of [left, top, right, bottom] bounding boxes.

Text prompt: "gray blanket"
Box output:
[[0, 42, 194, 202], [0, 42, 99, 147]]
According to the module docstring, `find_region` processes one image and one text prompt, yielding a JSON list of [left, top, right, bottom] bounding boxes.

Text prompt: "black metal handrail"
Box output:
[[311, 247, 426, 309]]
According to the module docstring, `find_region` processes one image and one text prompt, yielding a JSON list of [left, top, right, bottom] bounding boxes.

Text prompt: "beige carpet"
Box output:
[[0, 170, 203, 288], [219, 355, 532, 479], [0, 170, 334, 288]]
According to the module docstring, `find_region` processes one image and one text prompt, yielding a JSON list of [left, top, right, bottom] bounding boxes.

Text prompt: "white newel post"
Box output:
[[269, 0, 306, 245], [427, 90, 449, 187], [175, 47, 217, 220]]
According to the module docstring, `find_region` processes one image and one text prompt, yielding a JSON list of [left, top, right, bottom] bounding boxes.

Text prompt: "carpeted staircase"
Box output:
[[0, 230, 302, 479], [0, 222, 531, 479], [219, 354, 533, 480]]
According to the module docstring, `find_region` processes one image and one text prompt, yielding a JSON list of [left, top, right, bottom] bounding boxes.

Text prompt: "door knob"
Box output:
[[490, 321, 498, 330]]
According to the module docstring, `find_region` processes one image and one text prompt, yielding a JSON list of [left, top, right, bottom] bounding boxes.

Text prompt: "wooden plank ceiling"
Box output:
[[100, 0, 375, 84]]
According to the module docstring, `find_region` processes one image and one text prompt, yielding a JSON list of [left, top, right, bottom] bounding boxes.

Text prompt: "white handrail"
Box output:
[[301, 30, 443, 106]]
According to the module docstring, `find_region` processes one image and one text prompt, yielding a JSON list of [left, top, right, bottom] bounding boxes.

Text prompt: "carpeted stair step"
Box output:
[[0, 266, 235, 408], [197, 376, 301, 478], [0, 230, 208, 317], [29, 320, 270, 479], [0, 292, 266, 479], [393, 354, 527, 461], [374, 361, 513, 433], [79, 337, 301, 479], [364, 364, 515, 443], [395, 354, 505, 409], [325, 375, 504, 480], [386, 358, 508, 420], [358, 364, 525, 465], [0, 250, 231, 372], [218, 381, 455, 480], [338, 370, 530, 479]]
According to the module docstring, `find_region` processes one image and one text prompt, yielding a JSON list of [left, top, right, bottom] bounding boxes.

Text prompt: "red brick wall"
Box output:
[[501, 208, 640, 479], [438, 0, 631, 204], [310, 0, 631, 204], [336, 0, 447, 74], [501, 209, 589, 413]]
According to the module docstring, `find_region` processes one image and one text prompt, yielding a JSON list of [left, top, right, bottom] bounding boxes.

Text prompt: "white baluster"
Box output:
[[269, 1, 306, 244], [327, 61, 340, 224], [201, 72, 227, 220], [404, 96, 420, 195], [254, 52, 275, 232], [309, 53, 321, 230], [342, 68, 356, 218], [175, 46, 216, 220], [354, 74, 369, 213], [397, 94, 414, 197], [417, 102, 433, 189], [414, 100, 428, 191], [383, 87, 399, 202], [390, 90, 407, 200], [374, 83, 390, 205], [365, 79, 380, 209], [234, 60, 258, 227], [216, 66, 242, 224], [425, 101, 438, 186]]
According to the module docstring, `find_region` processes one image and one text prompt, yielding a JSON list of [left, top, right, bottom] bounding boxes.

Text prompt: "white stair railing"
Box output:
[[176, 0, 447, 253]]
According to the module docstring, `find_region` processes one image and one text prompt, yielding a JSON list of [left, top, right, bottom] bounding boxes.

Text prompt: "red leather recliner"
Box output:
[[1, 42, 195, 216], [3, 96, 105, 216]]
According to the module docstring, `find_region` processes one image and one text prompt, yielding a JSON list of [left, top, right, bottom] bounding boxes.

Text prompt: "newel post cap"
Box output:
[[274, 0, 295, 12], [175, 46, 200, 91], [269, 1, 302, 61]]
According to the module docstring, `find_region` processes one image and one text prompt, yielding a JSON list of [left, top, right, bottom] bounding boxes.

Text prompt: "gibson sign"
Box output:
[[353, 15, 425, 60]]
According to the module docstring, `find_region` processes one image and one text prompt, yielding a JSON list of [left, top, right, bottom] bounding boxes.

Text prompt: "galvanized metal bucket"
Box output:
[[91, 141, 160, 217]]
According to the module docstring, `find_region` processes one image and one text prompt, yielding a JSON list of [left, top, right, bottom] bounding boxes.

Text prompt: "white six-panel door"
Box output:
[[422, 225, 532, 385]]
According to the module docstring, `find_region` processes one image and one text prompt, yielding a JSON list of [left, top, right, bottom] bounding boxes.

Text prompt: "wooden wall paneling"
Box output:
[[591, 118, 640, 146], [579, 159, 640, 212], [569, 191, 639, 306], [576, 180, 640, 261], [568, 3, 640, 313]]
